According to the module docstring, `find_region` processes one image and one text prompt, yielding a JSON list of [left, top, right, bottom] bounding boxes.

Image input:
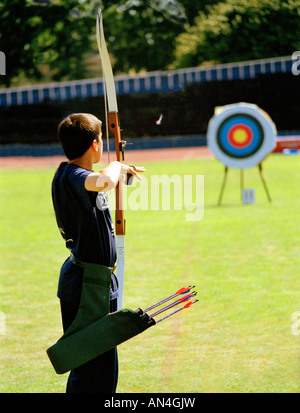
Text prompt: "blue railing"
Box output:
[[0, 56, 292, 107]]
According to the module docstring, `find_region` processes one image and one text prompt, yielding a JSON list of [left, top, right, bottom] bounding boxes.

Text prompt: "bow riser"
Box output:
[[108, 111, 126, 236], [108, 112, 124, 162]]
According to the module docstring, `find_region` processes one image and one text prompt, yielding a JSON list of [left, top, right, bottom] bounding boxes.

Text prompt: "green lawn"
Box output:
[[0, 152, 299, 393]]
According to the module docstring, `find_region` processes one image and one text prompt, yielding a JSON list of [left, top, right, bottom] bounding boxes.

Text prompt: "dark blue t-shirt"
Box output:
[[52, 162, 117, 303]]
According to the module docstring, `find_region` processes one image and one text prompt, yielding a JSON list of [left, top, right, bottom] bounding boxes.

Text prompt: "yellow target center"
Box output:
[[233, 129, 248, 143]]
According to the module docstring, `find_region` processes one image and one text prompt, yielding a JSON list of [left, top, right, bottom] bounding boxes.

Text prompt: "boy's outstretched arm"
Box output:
[[84, 161, 145, 192]]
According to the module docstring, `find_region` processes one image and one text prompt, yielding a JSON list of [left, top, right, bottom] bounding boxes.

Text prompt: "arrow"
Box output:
[[155, 299, 199, 323], [156, 114, 163, 125], [148, 291, 197, 318], [143, 285, 195, 313]]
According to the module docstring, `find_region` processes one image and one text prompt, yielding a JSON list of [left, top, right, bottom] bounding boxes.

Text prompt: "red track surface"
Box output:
[[0, 146, 213, 169]]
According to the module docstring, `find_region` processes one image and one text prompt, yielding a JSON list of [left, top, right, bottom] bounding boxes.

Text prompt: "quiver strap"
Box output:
[[46, 261, 155, 374]]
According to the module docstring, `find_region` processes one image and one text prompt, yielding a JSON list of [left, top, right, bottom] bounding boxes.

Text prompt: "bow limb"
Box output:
[[96, 10, 125, 310]]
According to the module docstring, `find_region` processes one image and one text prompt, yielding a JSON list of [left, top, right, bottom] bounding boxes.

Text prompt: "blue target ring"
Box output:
[[217, 114, 264, 159]]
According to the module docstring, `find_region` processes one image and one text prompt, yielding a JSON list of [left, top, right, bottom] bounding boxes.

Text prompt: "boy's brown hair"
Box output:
[[58, 113, 102, 160]]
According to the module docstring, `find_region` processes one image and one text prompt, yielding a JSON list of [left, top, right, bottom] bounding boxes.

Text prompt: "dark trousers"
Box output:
[[60, 297, 119, 393]]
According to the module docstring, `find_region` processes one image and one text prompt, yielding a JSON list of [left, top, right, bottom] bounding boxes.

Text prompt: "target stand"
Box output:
[[207, 103, 276, 205], [217, 163, 272, 205]]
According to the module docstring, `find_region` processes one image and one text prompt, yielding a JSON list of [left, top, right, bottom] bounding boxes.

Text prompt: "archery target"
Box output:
[[207, 103, 276, 169]]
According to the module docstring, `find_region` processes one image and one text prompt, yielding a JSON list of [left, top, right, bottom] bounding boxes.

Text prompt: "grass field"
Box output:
[[0, 152, 300, 393]]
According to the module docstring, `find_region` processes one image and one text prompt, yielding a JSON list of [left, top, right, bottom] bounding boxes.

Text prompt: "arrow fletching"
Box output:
[[175, 286, 194, 295], [183, 300, 194, 308], [143, 285, 195, 313], [148, 291, 197, 318], [155, 299, 199, 323]]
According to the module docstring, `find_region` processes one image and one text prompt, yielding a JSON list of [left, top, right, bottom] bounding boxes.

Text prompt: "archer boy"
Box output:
[[51, 113, 145, 393]]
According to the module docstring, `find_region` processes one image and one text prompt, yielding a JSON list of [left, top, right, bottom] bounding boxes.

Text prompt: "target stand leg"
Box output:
[[258, 163, 272, 203], [218, 166, 229, 205]]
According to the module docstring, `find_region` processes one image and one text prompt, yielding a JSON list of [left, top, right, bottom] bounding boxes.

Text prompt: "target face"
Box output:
[[207, 103, 276, 169]]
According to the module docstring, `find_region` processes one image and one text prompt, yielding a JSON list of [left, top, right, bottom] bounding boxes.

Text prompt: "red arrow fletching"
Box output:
[[180, 293, 193, 302], [184, 301, 194, 308], [155, 299, 199, 323], [175, 286, 190, 295]]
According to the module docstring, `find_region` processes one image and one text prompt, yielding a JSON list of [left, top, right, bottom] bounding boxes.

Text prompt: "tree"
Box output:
[[173, 0, 300, 68], [0, 0, 94, 87], [98, 0, 186, 74], [0, 0, 203, 85], [98, 0, 225, 73], [0, 0, 233, 87], [177, 0, 223, 24]]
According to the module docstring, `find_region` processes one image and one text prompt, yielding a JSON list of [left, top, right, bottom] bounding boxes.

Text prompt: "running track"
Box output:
[[0, 146, 213, 169]]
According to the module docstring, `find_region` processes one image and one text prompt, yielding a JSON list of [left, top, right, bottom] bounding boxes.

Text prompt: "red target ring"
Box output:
[[227, 124, 253, 149]]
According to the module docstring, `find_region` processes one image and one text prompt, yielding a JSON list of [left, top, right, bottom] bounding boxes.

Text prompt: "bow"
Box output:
[[96, 10, 126, 310]]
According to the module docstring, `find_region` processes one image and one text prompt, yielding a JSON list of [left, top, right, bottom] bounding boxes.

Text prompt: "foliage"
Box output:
[[99, 2, 185, 74], [0, 0, 223, 86], [177, 0, 223, 24], [77, 0, 223, 73], [1, 0, 300, 86], [0, 0, 94, 86], [173, 0, 300, 68]]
